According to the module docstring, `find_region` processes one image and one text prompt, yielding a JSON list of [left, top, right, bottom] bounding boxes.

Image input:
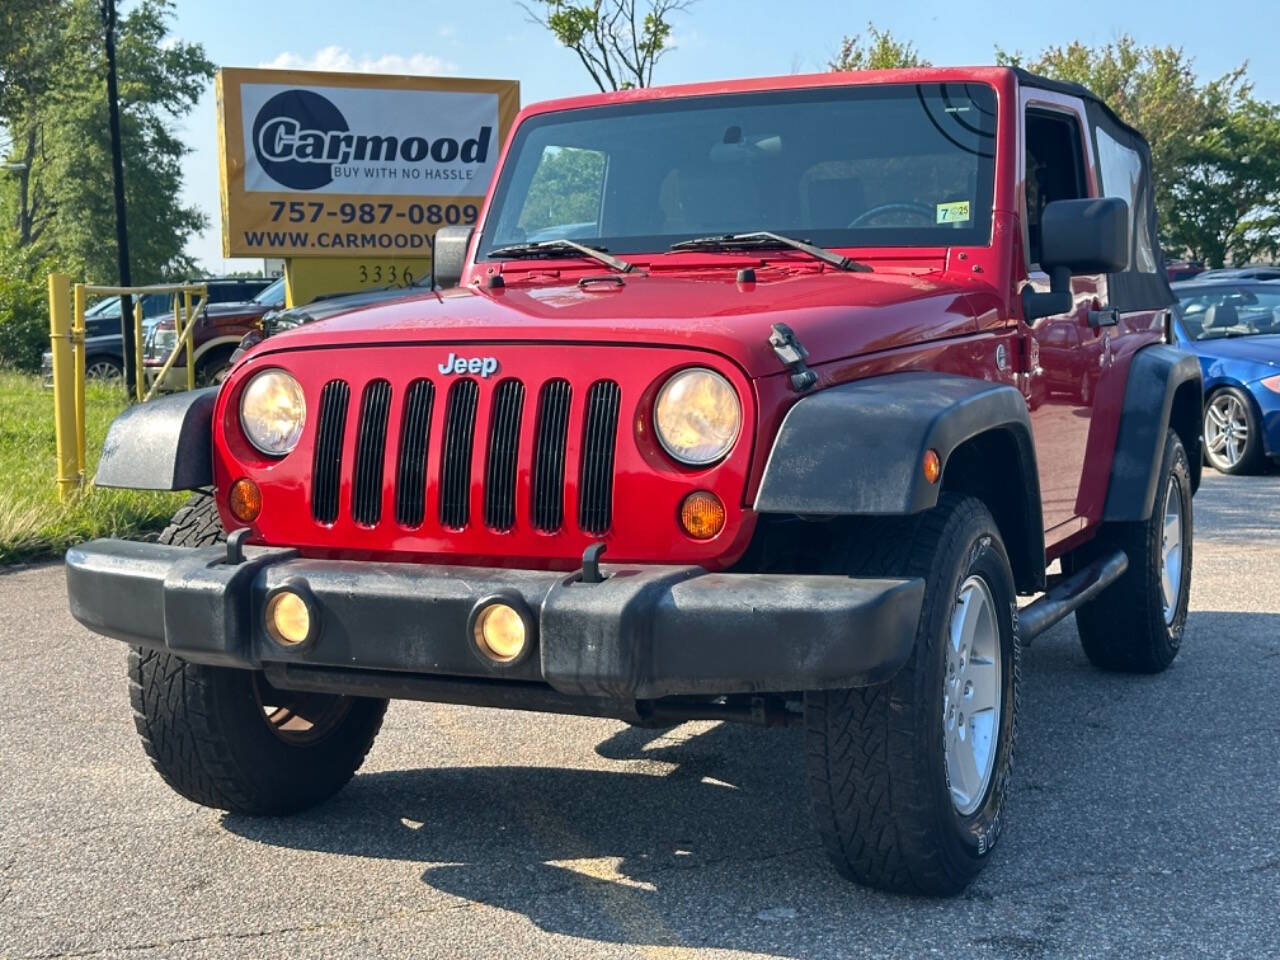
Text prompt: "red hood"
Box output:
[[254, 266, 991, 378]]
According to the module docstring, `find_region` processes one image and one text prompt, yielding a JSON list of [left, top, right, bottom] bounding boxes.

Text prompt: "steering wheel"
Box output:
[[849, 202, 936, 228]]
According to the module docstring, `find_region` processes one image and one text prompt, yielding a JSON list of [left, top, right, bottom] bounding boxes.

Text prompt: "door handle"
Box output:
[[1088, 307, 1119, 329]]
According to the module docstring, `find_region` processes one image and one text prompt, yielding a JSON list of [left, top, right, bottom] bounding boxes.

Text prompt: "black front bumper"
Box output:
[[66, 539, 923, 703]]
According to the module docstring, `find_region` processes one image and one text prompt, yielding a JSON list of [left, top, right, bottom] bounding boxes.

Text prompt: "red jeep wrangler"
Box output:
[[69, 67, 1201, 895]]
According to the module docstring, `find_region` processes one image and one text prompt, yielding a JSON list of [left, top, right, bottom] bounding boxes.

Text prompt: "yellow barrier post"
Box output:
[[47, 274, 81, 499], [183, 288, 195, 391], [71, 284, 87, 484], [133, 300, 145, 403]]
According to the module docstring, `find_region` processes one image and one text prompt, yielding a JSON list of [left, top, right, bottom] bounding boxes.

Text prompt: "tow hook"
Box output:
[[769, 323, 818, 392], [579, 542, 608, 584]]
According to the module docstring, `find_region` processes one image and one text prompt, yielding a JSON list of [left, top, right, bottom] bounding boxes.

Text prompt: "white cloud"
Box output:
[[259, 45, 458, 76]]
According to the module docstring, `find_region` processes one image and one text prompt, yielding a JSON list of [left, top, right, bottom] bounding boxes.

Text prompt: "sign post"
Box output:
[[216, 68, 519, 305]]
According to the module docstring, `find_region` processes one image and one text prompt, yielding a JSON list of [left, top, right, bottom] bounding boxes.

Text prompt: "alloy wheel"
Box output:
[[1160, 475, 1185, 624], [251, 672, 353, 746], [1204, 393, 1248, 470], [943, 575, 1002, 816]]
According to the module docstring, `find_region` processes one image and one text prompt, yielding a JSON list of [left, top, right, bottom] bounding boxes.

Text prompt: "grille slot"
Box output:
[[351, 380, 392, 526], [484, 380, 525, 531], [311, 380, 350, 524], [578, 380, 621, 535], [439, 379, 479, 529], [394, 379, 435, 528], [532, 379, 571, 532]]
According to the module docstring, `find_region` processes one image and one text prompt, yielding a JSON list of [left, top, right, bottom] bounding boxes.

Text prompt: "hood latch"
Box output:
[[769, 323, 817, 392]]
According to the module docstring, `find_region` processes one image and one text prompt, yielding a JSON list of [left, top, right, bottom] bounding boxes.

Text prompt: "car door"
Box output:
[[1020, 96, 1108, 537]]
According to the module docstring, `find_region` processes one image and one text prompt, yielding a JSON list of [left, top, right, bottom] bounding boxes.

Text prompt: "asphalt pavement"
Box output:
[[1, 471, 1277, 959]]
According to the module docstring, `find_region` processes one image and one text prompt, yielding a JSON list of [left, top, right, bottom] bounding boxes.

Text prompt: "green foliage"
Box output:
[[517, 147, 606, 233], [523, 1, 691, 91], [998, 37, 1280, 267], [830, 24, 929, 71], [0, 246, 50, 372], [0, 372, 182, 564], [1163, 99, 1280, 267], [0, 0, 213, 367]]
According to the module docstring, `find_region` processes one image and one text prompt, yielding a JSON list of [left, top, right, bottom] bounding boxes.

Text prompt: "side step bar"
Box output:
[[1019, 550, 1129, 645]]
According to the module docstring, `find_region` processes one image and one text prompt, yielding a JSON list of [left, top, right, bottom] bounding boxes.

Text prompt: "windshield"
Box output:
[[253, 276, 286, 306], [478, 82, 997, 260], [1175, 285, 1280, 340]]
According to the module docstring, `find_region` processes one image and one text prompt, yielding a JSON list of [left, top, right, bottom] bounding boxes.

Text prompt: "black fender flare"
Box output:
[[754, 372, 1045, 593], [755, 373, 1037, 514], [94, 387, 217, 491], [1102, 344, 1203, 521]]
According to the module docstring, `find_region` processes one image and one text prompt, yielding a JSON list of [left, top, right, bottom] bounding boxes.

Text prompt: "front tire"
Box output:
[[1071, 429, 1192, 673], [129, 493, 387, 815], [804, 495, 1019, 895]]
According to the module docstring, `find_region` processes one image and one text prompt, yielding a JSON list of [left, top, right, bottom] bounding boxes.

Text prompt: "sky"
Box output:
[[167, 0, 1280, 274]]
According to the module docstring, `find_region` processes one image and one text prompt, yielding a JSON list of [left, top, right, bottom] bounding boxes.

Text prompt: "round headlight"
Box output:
[[240, 369, 306, 456], [654, 368, 741, 465]]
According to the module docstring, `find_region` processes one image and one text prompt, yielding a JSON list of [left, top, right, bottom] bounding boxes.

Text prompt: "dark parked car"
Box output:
[[41, 278, 275, 385], [1171, 279, 1280, 474], [143, 277, 285, 388]]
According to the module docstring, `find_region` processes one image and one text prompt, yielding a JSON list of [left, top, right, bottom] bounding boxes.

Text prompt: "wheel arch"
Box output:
[[939, 426, 1046, 594], [1103, 344, 1203, 521], [753, 372, 1046, 593]]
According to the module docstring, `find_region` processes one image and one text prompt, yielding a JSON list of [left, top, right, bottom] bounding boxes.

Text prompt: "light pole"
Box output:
[[101, 0, 135, 395]]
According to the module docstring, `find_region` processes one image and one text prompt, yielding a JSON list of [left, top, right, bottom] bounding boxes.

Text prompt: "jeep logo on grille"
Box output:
[[438, 353, 499, 378]]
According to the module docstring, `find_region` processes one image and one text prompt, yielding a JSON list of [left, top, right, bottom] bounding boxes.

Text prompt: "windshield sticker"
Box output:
[[936, 201, 971, 224]]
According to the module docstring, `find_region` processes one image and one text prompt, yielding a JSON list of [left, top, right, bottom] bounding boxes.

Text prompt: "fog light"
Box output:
[[229, 478, 262, 523], [679, 490, 726, 540], [265, 589, 312, 646], [473, 602, 528, 663]]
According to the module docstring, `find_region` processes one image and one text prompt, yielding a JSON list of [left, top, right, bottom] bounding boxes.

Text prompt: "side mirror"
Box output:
[[432, 225, 474, 290], [1023, 197, 1129, 321]]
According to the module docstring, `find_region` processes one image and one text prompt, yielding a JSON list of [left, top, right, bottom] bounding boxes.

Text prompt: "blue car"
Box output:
[[1171, 279, 1280, 474]]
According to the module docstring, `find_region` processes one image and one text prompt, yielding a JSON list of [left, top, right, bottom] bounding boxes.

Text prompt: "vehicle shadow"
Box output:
[[220, 609, 1280, 956]]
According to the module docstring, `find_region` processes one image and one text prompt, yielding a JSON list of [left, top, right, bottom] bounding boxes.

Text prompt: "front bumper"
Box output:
[[66, 539, 923, 702]]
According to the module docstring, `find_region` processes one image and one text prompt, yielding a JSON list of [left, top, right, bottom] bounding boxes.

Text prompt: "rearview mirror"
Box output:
[[433, 226, 474, 290], [1023, 198, 1129, 321]]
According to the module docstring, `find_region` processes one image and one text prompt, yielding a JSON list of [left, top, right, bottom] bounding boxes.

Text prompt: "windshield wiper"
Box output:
[[487, 239, 634, 274], [669, 231, 871, 272]]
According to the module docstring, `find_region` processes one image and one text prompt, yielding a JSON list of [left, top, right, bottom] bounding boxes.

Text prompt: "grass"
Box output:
[[0, 372, 184, 564]]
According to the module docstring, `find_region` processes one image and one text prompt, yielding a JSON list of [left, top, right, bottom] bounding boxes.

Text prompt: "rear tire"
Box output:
[[1071, 429, 1192, 673], [804, 495, 1019, 895], [129, 493, 387, 815]]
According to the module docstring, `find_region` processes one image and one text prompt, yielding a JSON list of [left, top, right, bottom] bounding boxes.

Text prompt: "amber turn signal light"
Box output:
[[229, 478, 262, 523], [679, 491, 726, 540], [923, 449, 941, 485]]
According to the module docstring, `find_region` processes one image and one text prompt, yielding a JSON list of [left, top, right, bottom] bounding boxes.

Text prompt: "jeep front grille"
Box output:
[[578, 380, 621, 535], [310, 374, 621, 535], [531, 379, 571, 533], [394, 380, 435, 528], [311, 380, 350, 525]]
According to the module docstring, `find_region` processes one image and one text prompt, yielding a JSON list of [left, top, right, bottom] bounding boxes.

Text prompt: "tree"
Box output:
[[1163, 99, 1280, 266], [830, 24, 929, 71], [0, 0, 213, 369], [521, 0, 692, 91], [995, 38, 1280, 266]]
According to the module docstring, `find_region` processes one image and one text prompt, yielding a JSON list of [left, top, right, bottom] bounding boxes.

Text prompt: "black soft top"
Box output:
[[1013, 67, 1174, 312]]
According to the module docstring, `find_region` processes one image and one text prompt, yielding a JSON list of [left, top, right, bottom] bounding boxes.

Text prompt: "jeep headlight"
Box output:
[[240, 369, 306, 456], [654, 368, 741, 465]]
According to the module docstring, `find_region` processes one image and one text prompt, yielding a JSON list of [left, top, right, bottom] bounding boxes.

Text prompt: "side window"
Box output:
[[1025, 109, 1088, 267], [515, 146, 607, 242], [1095, 127, 1153, 274]]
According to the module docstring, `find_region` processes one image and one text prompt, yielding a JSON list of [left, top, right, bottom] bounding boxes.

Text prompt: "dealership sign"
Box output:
[[217, 68, 519, 258]]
